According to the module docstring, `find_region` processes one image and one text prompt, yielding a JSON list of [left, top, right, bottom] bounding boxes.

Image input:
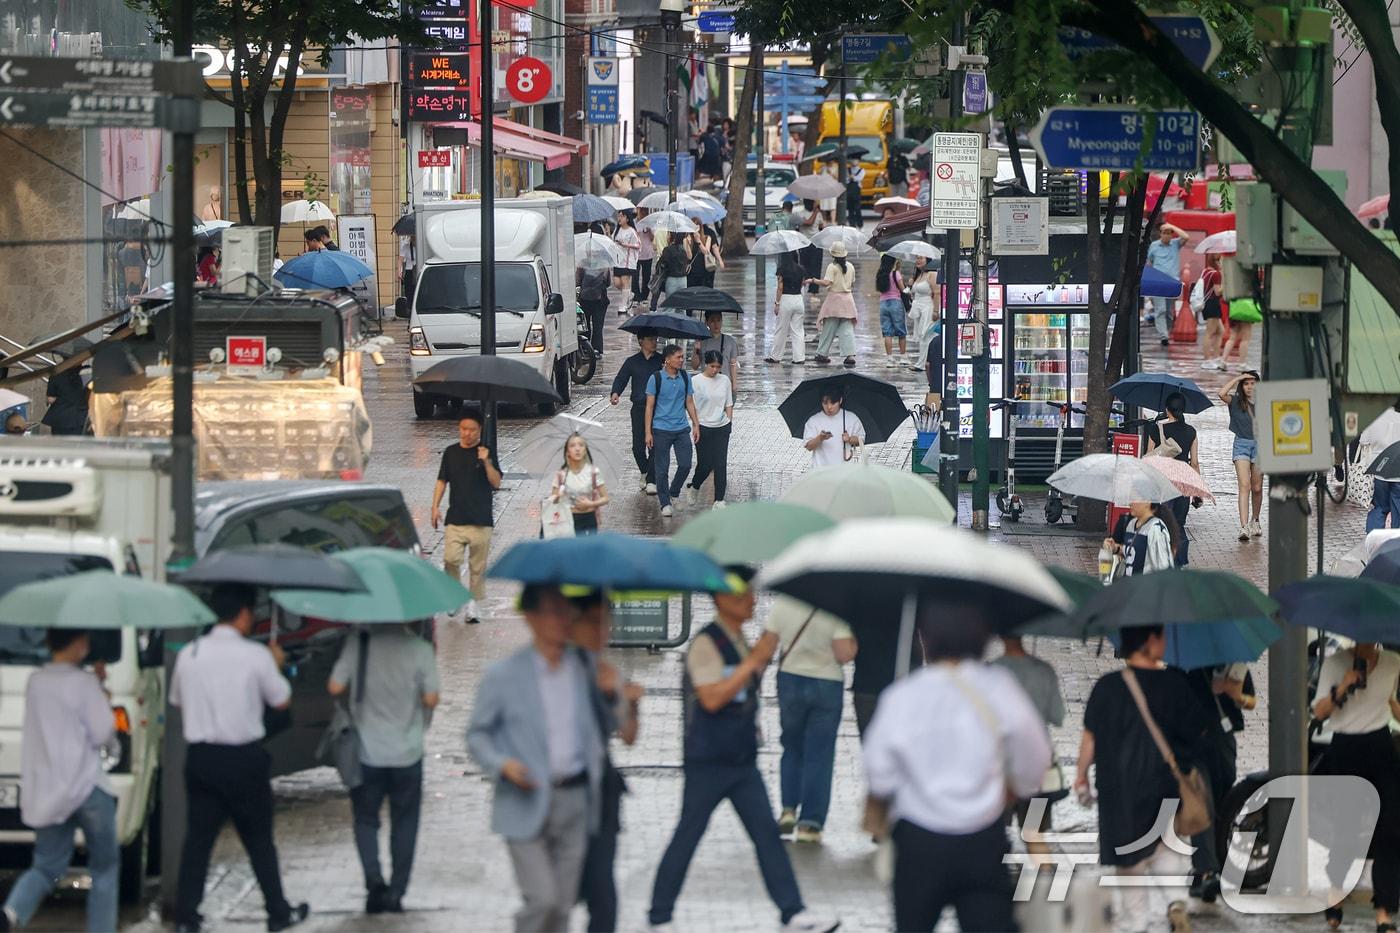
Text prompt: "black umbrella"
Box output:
[[626, 186, 660, 205], [391, 213, 415, 236], [414, 356, 561, 406], [660, 286, 744, 314], [1359, 541, 1400, 586], [620, 312, 711, 341], [176, 544, 367, 592], [778, 373, 910, 445], [1367, 441, 1400, 481], [536, 181, 585, 197]]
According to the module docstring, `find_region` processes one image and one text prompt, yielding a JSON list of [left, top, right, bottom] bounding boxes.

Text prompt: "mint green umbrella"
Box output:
[[672, 502, 835, 566], [271, 547, 470, 622], [780, 463, 955, 523], [0, 570, 215, 629]]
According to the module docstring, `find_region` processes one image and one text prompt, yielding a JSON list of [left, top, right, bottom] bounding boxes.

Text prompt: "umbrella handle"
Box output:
[[270, 602, 280, 646], [895, 592, 916, 680]]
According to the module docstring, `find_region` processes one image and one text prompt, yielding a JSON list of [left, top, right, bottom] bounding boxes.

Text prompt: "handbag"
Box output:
[[541, 493, 576, 539], [1348, 444, 1376, 508], [1145, 436, 1182, 460], [1120, 668, 1212, 838], [316, 630, 370, 790]]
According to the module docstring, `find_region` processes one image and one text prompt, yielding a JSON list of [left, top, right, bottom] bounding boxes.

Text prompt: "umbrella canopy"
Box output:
[[280, 199, 335, 224], [0, 570, 215, 629], [672, 502, 836, 566], [413, 356, 561, 406], [637, 210, 698, 234], [602, 195, 635, 212], [271, 548, 470, 623], [875, 196, 921, 210], [635, 190, 673, 211], [1141, 455, 1215, 503], [780, 463, 955, 522], [1366, 441, 1400, 481], [684, 189, 723, 205], [751, 230, 813, 255], [787, 174, 846, 201], [176, 544, 367, 592], [391, 213, 415, 236], [511, 413, 628, 480], [571, 193, 620, 224], [193, 219, 235, 247], [626, 186, 660, 205], [799, 143, 869, 163], [1274, 575, 1400, 643], [601, 155, 651, 177], [779, 372, 909, 444], [274, 250, 374, 290], [575, 232, 626, 271], [890, 137, 921, 154], [1016, 567, 1104, 639], [811, 225, 873, 253], [0, 388, 29, 411], [1194, 230, 1237, 254], [489, 532, 735, 593], [667, 196, 725, 224], [660, 286, 744, 314], [1048, 453, 1183, 506], [619, 312, 712, 341], [1139, 265, 1183, 299], [885, 240, 942, 262], [1109, 373, 1212, 414], [1359, 545, 1400, 587], [1358, 194, 1390, 220], [537, 181, 586, 197]]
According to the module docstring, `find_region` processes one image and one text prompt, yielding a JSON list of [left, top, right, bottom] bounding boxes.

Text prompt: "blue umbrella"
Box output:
[[1110, 372, 1212, 414], [1275, 575, 1400, 643], [619, 312, 711, 341], [274, 250, 374, 289], [571, 193, 620, 225], [1162, 618, 1281, 669], [1140, 265, 1182, 298], [488, 532, 735, 593], [1359, 540, 1400, 585]]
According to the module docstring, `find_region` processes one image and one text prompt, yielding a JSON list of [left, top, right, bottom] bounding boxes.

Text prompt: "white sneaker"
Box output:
[[1250, 520, 1263, 537], [713, 500, 726, 510], [687, 485, 702, 506], [1238, 525, 1250, 542], [645, 483, 657, 495], [1201, 359, 1218, 370], [883, 356, 896, 368], [661, 505, 674, 518], [782, 910, 840, 932], [639, 473, 649, 490]]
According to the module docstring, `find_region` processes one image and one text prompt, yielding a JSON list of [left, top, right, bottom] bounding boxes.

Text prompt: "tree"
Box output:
[[132, 0, 433, 235], [721, 46, 764, 256]]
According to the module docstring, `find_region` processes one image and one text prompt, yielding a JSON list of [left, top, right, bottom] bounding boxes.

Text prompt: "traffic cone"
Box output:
[[1171, 296, 1197, 343]]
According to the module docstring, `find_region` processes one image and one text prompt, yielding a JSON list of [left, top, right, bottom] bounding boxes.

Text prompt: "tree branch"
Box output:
[[1333, 0, 1400, 213]]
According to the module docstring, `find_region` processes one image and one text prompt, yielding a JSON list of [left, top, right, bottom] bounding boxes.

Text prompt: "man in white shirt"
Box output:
[[171, 583, 309, 933], [1, 629, 119, 933], [802, 386, 865, 467]]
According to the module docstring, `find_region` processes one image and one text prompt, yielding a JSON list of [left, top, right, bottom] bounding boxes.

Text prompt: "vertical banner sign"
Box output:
[[339, 215, 380, 310], [586, 57, 619, 124], [329, 87, 372, 216], [929, 132, 982, 230]]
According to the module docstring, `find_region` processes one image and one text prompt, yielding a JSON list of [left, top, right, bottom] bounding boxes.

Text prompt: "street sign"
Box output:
[[506, 57, 551, 105], [0, 55, 201, 95], [963, 71, 988, 114], [1031, 106, 1200, 172], [841, 34, 914, 64], [765, 94, 825, 110], [697, 9, 737, 33], [586, 56, 618, 124], [407, 52, 469, 88], [406, 88, 475, 122], [418, 149, 453, 168], [929, 132, 981, 230], [0, 91, 178, 129], [1058, 14, 1221, 70]]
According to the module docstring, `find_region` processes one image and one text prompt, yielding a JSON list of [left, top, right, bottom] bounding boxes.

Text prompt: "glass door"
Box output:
[[1011, 310, 1069, 430], [1069, 313, 1090, 428]]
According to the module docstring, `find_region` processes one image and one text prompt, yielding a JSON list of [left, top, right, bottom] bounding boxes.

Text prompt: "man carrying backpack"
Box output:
[[643, 344, 700, 519]]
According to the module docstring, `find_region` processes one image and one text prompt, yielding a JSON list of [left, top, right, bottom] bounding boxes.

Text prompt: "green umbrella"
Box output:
[[1015, 567, 1102, 638], [780, 463, 955, 522], [672, 502, 835, 566], [891, 137, 921, 154], [271, 547, 470, 623], [0, 570, 215, 629]]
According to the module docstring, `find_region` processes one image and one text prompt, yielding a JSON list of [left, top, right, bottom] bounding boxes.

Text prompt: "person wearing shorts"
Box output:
[[876, 254, 907, 368], [1198, 254, 1226, 369], [1221, 370, 1262, 542]]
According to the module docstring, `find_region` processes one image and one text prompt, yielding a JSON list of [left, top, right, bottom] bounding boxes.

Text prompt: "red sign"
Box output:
[[1107, 431, 1143, 531], [226, 336, 267, 372], [418, 149, 453, 168], [506, 57, 551, 105], [407, 88, 475, 122]]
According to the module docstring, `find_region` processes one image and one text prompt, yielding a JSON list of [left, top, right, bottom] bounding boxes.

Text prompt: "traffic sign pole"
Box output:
[[939, 14, 965, 515], [836, 64, 848, 226], [481, 0, 498, 452]]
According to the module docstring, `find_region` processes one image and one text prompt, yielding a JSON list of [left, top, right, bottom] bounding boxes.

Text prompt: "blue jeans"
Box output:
[[1369, 479, 1400, 532], [651, 427, 692, 507], [777, 672, 843, 830], [4, 787, 118, 932], [649, 764, 804, 925], [350, 760, 423, 899], [879, 298, 908, 337]]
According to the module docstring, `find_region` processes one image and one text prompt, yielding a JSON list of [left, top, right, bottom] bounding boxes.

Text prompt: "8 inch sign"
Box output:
[[506, 57, 551, 104]]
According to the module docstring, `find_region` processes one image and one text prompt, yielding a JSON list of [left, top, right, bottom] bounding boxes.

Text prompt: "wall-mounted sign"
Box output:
[[407, 88, 475, 122], [585, 57, 618, 125], [418, 149, 453, 168], [506, 57, 551, 105], [408, 52, 469, 88], [226, 336, 266, 374]]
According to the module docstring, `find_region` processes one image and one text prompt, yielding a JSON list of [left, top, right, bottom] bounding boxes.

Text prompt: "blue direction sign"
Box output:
[[1031, 106, 1200, 172], [697, 10, 737, 33], [841, 34, 914, 64], [1059, 14, 1220, 70]]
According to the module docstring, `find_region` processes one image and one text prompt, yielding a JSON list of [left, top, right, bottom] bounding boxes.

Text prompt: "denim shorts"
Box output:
[[1232, 437, 1258, 463], [879, 298, 908, 337]]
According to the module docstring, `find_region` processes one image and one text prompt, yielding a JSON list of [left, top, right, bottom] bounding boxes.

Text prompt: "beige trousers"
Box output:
[[443, 524, 493, 600]]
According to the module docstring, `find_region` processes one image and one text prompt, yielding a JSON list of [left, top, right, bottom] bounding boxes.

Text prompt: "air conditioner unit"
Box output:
[[0, 459, 102, 517], [221, 226, 275, 295]]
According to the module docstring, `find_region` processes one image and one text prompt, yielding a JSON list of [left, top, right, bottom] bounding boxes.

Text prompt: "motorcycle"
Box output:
[[569, 304, 597, 385]]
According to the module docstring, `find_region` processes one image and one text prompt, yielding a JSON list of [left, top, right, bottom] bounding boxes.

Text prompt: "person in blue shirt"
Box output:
[[1145, 222, 1187, 345], [644, 344, 700, 518]]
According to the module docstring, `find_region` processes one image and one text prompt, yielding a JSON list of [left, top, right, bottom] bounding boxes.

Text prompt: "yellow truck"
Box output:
[[816, 99, 894, 204]]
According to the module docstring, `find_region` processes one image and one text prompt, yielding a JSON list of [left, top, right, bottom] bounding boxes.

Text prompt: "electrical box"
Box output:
[[1255, 378, 1332, 474], [1267, 265, 1324, 312], [959, 322, 984, 357], [1221, 259, 1254, 300], [222, 226, 274, 295], [1234, 183, 1276, 266], [1282, 169, 1346, 255]]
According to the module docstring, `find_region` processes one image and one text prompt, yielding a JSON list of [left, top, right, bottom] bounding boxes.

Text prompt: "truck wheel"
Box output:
[[118, 821, 149, 905], [413, 390, 435, 420], [1217, 773, 1275, 891], [538, 359, 569, 415]]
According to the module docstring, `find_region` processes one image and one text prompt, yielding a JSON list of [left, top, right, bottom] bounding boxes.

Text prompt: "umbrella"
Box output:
[[752, 230, 813, 255], [672, 502, 836, 566], [0, 569, 215, 629], [890, 137, 921, 154], [511, 413, 628, 481], [1274, 575, 1400, 643], [175, 544, 367, 592], [875, 196, 921, 210], [489, 532, 735, 593], [280, 199, 336, 224], [626, 186, 660, 205], [1194, 230, 1237, 254], [620, 312, 712, 341], [811, 225, 872, 253], [1359, 544, 1400, 586], [668, 196, 726, 224], [575, 232, 626, 271], [571, 193, 620, 225], [392, 213, 415, 236], [1109, 373, 1212, 414], [271, 548, 470, 623], [520, 190, 563, 201], [799, 143, 870, 163], [780, 462, 955, 522], [1367, 441, 1400, 481], [660, 286, 744, 314], [637, 211, 698, 234], [779, 372, 909, 445], [193, 219, 235, 247], [1016, 567, 1104, 639], [635, 190, 672, 211], [787, 174, 846, 201], [1048, 453, 1185, 506], [1358, 194, 1390, 220], [1141, 455, 1215, 503], [601, 155, 651, 177], [537, 181, 586, 197], [602, 195, 635, 212], [1140, 266, 1183, 299], [414, 356, 561, 406], [885, 240, 942, 262], [684, 189, 723, 205], [274, 250, 375, 290], [0, 388, 29, 411]]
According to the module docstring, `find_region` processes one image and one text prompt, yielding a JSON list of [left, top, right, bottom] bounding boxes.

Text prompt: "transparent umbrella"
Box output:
[[811, 225, 872, 253], [751, 230, 812, 255], [1047, 453, 1182, 506], [886, 240, 941, 262], [637, 210, 698, 234], [575, 233, 625, 271], [511, 413, 628, 480]]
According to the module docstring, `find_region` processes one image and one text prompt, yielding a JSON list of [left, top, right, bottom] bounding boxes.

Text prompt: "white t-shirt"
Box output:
[[556, 464, 605, 507], [803, 408, 865, 467], [1315, 649, 1400, 734], [691, 372, 733, 427], [614, 227, 641, 270]]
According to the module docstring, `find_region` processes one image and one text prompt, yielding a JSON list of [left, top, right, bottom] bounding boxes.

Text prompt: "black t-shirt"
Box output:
[[777, 262, 804, 294], [438, 444, 499, 527], [851, 624, 923, 695], [1146, 419, 1197, 463]]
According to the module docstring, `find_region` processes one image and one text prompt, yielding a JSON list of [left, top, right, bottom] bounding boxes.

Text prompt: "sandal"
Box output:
[[1324, 906, 1343, 929], [1167, 900, 1191, 932], [763, 357, 779, 364], [1377, 922, 1395, 933]]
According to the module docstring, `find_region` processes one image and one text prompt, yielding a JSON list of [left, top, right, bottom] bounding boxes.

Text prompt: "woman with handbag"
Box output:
[[806, 243, 858, 368], [1220, 296, 1262, 370], [1145, 392, 1201, 566], [1075, 625, 1214, 933], [547, 434, 609, 535]]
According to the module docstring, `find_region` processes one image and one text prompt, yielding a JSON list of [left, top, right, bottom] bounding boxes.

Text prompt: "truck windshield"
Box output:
[[0, 553, 113, 665], [416, 263, 541, 314]]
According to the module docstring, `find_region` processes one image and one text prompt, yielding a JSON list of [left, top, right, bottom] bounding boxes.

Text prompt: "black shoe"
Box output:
[[175, 926, 200, 933], [268, 903, 310, 932], [466, 616, 481, 625], [1160, 337, 1170, 346], [366, 884, 391, 915], [386, 895, 405, 913]]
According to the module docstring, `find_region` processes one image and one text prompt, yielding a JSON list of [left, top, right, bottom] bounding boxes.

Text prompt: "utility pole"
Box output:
[[480, 0, 498, 451], [938, 11, 966, 512], [971, 131, 991, 529], [836, 65, 848, 225], [755, 58, 768, 302], [661, 0, 683, 201]]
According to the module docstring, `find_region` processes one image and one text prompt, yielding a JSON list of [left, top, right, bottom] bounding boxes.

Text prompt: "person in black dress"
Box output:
[[1145, 391, 1200, 566]]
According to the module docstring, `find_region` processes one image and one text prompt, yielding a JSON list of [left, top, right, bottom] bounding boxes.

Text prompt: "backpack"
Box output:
[[1188, 276, 1206, 314], [650, 368, 692, 401]]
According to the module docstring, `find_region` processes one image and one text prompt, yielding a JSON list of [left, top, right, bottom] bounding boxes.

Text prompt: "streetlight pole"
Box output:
[[660, 0, 684, 201], [836, 65, 848, 226], [480, 0, 498, 451], [938, 11, 966, 511]]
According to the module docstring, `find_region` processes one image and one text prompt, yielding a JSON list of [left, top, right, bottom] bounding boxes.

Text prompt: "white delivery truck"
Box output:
[[406, 197, 580, 418]]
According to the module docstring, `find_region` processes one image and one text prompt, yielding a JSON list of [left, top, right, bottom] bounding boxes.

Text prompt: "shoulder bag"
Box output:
[[1120, 668, 1212, 837], [541, 474, 576, 540], [316, 630, 370, 790]]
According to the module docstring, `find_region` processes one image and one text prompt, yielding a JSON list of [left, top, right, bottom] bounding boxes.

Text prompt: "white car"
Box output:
[[741, 163, 798, 232]]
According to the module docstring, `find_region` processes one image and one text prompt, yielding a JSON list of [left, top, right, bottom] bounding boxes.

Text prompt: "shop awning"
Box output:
[[438, 119, 587, 171]]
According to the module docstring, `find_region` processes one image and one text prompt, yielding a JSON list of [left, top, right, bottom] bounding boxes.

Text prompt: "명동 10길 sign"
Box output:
[[1031, 106, 1200, 172]]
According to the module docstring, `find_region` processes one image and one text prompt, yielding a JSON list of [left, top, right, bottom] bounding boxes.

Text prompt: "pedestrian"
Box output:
[[766, 596, 857, 844], [907, 256, 937, 367], [172, 583, 310, 933], [796, 200, 825, 294], [802, 385, 864, 467], [613, 211, 640, 307], [770, 198, 796, 232], [992, 635, 1067, 850], [1146, 391, 1201, 566], [634, 213, 655, 309], [327, 624, 440, 915], [303, 228, 324, 252], [570, 591, 642, 933], [548, 433, 609, 534], [765, 251, 807, 365], [876, 254, 907, 368], [647, 569, 839, 933], [924, 318, 945, 411], [807, 243, 858, 367], [888, 150, 909, 197], [1145, 222, 1187, 345], [696, 124, 723, 181], [4, 411, 26, 434], [1361, 397, 1400, 531], [686, 350, 734, 510], [1311, 640, 1400, 932], [691, 309, 739, 386], [690, 226, 724, 289], [0, 629, 118, 933], [789, 127, 805, 163], [1221, 296, 1262, 369], [41, 367, 87, 436], [1197, 254, 1225, 370], [1075, 624, 1213, 933], [863, 606, 1051, 932], [609, 333, 665, 495], [315, 225, 340, 251], [466, 584, 605, 933], [846, 162, 865, 227], [1182, 663, 1255, 904], [644, 344, 700, 519], [430, 412, 502, 625], [657, 234, 691, 303], [578, 263, 612, 358], [1220, 370, 1263, 542], [1105, 501, 1181, 576], [852, 621, 923, 737], [196, 245, 220, 285]]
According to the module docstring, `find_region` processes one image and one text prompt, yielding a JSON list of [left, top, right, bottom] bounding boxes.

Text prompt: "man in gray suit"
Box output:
[[467, 584, 605, 932]]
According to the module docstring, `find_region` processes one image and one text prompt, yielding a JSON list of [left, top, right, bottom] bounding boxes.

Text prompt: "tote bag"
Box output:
[[541, 498, 576, 539]]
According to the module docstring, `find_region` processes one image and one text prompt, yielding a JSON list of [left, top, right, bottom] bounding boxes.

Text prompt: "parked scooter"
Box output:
[[991, 398, 1024, 522], [569, 305, 597, 385], [1045, 402, 1087, 523]]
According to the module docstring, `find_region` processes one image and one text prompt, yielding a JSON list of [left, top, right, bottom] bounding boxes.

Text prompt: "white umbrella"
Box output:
[[751, 230, 813, 255], [520, 190, 564, 200], [667, 195, 725, 223], [875, 196, 921, 209], [811, 225, 872, 253], [602, 195, 635, 212], [116, 198, 151, 221], [0, 388, 30, 411], [511, 413, 628, 481], [684, 189, 723, 205], [1194, 230, 1237, 254], [636, 190, 673, 211], [574, 232, 626, 270], [787, 174, 846, 201], [281, 199, 336, 224], [886, 240, 942, 262], [1047, 453, 1182, 506], [637, 210, 698, 234]]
